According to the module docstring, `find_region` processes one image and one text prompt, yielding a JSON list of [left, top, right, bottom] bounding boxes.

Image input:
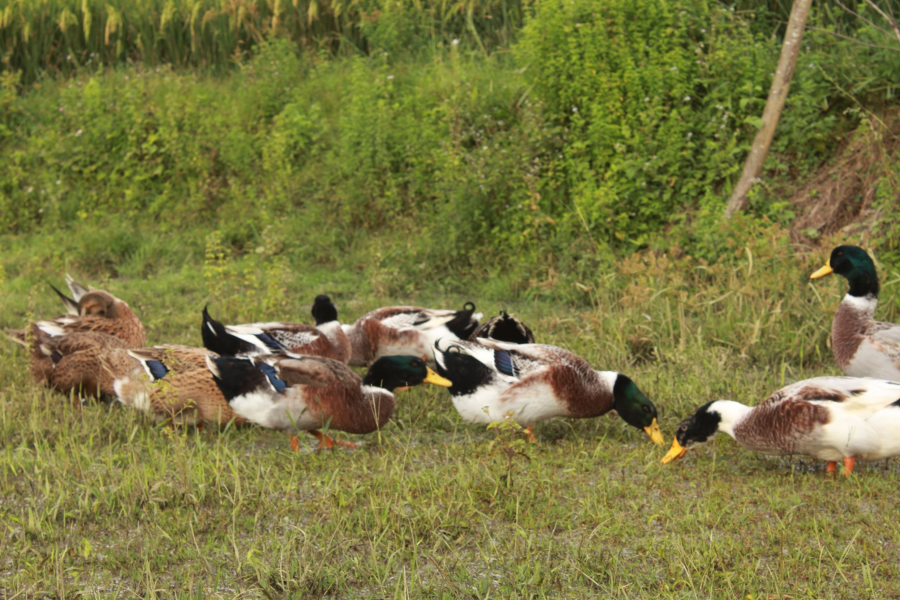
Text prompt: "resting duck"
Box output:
[[202, 295, 350, 363], [11, 276, 146, 349], [433, 338, 663, 444], [102, 344, 245, 426], [810, 245, 900, 381], [206, 353, 452, 450], [16, 330, 129, 398], [469, 311, 535, 344], [662, 376, 900, 475], [342, 302, 482, 366]]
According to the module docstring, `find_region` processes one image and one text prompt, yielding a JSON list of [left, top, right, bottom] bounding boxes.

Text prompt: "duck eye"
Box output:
[[679, 425, 687, 432], [642, 405, 650, 412]]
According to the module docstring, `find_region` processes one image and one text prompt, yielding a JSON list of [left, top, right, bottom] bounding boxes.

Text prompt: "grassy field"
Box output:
[[2, 246, 900, 598]]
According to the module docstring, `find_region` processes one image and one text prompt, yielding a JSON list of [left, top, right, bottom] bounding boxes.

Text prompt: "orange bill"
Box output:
[[424, 367, 452, 387], [644, 418, 664, 445], [661, 438, 688, 464]]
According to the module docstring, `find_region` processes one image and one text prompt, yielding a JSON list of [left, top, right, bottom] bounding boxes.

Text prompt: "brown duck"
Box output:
[[101, 344, 246, 426]]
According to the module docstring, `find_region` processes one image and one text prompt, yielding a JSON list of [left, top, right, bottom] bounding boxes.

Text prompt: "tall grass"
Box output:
[[0, 0, 529, 84]]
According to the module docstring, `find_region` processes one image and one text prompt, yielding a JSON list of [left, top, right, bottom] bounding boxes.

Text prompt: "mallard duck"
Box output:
[[342, 303, 482, 366], [11, 277, 146, 349], [662, 376, 900, 475], [202, 295, 350, 363], [102, 344, 245, 426], [48, 274, 93, 316], [432, 338, 664, 444], [469, 311, 535, 344], [810, 245, 900, 381], [22, 330, 129, 398], [206, 353, 452, 449]]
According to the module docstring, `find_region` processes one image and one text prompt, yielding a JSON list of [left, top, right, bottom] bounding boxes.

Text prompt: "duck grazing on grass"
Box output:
[[469, 311, 535, 344], [202, 295, 351, 363], [810, 245, 900, 381], [433, 338, 664, 444], [662, 376, 900, 475], [341, 303, 482, 366], [102, 344, 246, 426], [206, 353, 452, 450]]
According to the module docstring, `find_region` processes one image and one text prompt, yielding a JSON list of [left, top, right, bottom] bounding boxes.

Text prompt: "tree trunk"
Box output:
[[723, 0, 814, 219]]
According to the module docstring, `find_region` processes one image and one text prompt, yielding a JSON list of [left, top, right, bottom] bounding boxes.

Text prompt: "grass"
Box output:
[[2, 244, 900, 598]]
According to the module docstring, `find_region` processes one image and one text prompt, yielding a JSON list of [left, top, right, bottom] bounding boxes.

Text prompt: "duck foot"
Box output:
[[290, 434, 300, 452], [309, 430, 359, 450], [523, 425, 537, 443], [842, 456, 855, 477], [826, 461, 837, 476]]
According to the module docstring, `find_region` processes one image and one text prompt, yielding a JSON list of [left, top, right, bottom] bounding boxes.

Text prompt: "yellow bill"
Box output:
[[424, 368, 452, 387], [810, 264, 834, 279], [644, 418, 664, 446], [661, 438, 688, 464]]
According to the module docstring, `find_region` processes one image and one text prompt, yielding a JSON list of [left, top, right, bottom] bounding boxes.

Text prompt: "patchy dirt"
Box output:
[[789, 119, 899, 242]]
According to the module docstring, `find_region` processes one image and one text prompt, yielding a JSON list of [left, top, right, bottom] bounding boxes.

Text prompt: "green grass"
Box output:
[[2, 247, 900, 598]]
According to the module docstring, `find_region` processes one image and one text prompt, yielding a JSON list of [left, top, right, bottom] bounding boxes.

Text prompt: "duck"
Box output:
[[10, 276, 146, 349], [20, 330, 130, 398], [469, 310, 535, 344], [810, 245, 900, 381], [661, 376, 900, 475], [432, 338, 663, 444], [342, 302, 482, 366], [206, 353, 452, 450], [201, 295, 350, 363], [101, 344, 246, 426]]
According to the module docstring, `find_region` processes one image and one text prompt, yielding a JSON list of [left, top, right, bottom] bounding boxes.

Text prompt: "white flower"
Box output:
[[451, 39, 459, 46], [683, 96, 691, 102], [66, 55, 71, 61], [56, 180, 61, 185], [643, 97, 650, 102], [571, 107, 578, 113], [687, 131, 693, 138], [75, 129, 83, 136], [26, 187, 33, 193], [387, 75, 394, 80]]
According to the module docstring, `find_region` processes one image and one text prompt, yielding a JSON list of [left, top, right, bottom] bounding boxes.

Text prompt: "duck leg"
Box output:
[[826, 461, 837, 476], [842, 456, 856, 477], [290, 434, 300, 452], [309, 430, 359, 450], [523, 425, 537, 443]]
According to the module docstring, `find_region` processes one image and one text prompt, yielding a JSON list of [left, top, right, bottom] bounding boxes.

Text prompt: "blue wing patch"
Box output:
[[255, 333, 284, 353], [494, 351, 516, 377], [256, 362, 288, 394], [146, 360, 170, 381]]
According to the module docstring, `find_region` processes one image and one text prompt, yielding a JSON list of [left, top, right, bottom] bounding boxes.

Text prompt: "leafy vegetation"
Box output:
[[2, 0, 900, 594]]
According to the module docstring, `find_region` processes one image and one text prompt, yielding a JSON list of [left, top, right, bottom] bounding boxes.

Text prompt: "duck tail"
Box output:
[[65, 274, 91, 302], [201, 306, 255, 356], [49, 282, 80, 316], [444, 302, 482, 340]]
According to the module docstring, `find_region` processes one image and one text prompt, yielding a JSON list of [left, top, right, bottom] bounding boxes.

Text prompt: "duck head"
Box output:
[[661, 401, 724, 463], [810, 245, 879, 298], [364, 355, 452, 392], [612, 374, 663, 445]]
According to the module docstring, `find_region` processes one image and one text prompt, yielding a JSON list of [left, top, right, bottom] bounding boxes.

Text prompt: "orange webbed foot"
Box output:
[[309, 430, 358, 450], [842, 456, 856, 477], [826, 461, 837, 477]]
